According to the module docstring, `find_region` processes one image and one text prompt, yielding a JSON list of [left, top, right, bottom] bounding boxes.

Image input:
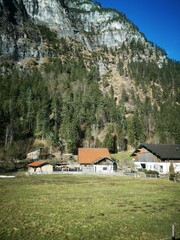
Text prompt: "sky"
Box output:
[[97, 0, 180, 62]]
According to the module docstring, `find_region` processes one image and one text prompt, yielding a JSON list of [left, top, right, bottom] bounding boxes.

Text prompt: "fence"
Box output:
[[52, 170, 158, 178], [111, 172, 158, 178]]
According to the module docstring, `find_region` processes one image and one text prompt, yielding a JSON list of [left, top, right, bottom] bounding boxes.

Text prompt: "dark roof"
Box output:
[[93, 157, 115, 164], [131, 144, 180, 160]]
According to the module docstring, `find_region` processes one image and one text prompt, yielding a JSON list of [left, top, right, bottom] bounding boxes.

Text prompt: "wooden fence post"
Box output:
[[172, 224, 175, 240]]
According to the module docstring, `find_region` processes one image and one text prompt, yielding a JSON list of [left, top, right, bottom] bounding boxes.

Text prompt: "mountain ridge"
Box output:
[[0, 0, 179, 163]]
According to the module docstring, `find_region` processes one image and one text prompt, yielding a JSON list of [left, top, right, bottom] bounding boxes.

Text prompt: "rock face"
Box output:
[[22, 0, 75, 37], [0, 0, 165, 60], [0, 0, 41, 61], [21, 0, 147, 49], [0, 0, 166, 104]]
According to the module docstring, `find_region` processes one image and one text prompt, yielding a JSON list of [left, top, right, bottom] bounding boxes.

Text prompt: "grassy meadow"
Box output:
[[0, 174, 180, 240]]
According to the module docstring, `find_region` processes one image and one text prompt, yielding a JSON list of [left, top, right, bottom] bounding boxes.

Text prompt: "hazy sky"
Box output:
[[97, 0, 180, 62]]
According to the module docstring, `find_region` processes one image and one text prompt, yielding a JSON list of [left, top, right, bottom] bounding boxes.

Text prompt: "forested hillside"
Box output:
[[0, 0, 180, 165]]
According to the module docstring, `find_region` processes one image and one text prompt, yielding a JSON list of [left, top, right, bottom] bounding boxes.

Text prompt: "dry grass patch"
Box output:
[[0, 174, 179, 240]]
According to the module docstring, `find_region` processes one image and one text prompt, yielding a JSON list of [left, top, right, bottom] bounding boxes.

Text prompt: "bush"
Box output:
[[144, 170, 159, 177], [169, 174, 176, 181]]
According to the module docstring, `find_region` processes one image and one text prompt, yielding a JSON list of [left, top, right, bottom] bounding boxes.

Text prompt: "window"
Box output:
[[141, 164, 146, 169], [103, 167, 107, 171], [159, 165, 163, 173]]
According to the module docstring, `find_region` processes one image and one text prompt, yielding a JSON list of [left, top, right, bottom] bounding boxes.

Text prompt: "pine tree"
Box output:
[[169, 161, 175, 181], [103, 126, 117, 153]]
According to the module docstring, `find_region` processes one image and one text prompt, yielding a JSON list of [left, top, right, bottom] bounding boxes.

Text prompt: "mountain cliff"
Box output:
[[1, 0, 166, 60], [0, 0, 167, 101], [0, 0, 179, 162]]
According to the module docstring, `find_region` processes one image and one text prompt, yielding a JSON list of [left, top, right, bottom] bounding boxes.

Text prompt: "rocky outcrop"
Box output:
[[22, 0, 75, 37], [0, 0, 40, 61]]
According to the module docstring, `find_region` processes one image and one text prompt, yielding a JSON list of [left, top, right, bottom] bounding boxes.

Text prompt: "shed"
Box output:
[[27, 161, 53, 174], [131, 144, 180, 174]]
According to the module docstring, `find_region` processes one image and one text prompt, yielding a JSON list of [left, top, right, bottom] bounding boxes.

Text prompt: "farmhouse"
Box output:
[[131, 144, 180, 174], [78, 148, 117, 173], [27, 161, 53, 174]]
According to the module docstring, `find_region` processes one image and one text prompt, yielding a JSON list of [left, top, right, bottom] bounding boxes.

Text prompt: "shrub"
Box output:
[[144, 170, 159, 177], [169, 161, 175, 181]]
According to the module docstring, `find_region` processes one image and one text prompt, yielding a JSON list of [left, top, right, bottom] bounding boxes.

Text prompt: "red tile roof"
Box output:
[[78, 148, 111, 164], [27, 161, 47, 167]]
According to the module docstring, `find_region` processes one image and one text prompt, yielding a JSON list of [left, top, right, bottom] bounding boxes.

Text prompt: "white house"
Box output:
[[78, 148, 117, 173], [131, 144, 180, 174]]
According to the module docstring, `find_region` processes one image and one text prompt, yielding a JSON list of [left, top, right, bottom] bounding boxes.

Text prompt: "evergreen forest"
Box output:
[[0, 52, 180, 165]]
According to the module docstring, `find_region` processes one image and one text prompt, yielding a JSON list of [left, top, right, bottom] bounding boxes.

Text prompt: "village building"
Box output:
[[27, 161, 53, 174], [78, 148, 117, 173], [131, 144, 180, 174]]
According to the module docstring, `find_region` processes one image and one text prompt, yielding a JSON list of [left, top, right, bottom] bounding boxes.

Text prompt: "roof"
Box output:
[[131, 144, 180, 160], [78, 148, 111, 164], [27, 161, 48, 167]]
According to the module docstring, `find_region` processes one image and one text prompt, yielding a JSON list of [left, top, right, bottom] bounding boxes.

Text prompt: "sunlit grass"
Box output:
[[0, 174, 179, 240]]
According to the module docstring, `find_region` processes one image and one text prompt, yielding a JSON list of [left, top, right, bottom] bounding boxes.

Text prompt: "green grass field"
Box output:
[[0, 174, 179, 240]]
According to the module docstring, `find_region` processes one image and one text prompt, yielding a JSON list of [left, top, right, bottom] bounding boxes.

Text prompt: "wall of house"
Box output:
[[134, 148, 159, 162], [173, 163, 180, 173], [80, 162, 114, 173], [93, 164, 113, 173], [28, 164, 53, 174], [41, 164, 53, 174], [134, 161, 180, 174], [81, 165, 93, 172]]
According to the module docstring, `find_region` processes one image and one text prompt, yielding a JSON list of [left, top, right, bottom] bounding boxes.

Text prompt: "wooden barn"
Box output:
[[131, 144, 180, 174], [78, 148, 117, 173]]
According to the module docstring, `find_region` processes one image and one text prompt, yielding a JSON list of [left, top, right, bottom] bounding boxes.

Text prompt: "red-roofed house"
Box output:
[[27, 161, 53, 174], [78, 148, 117, 173]]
